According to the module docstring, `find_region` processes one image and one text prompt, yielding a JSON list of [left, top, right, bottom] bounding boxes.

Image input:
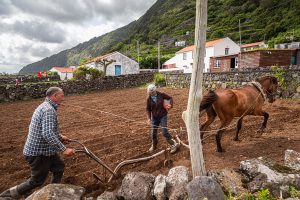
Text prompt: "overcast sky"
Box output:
[[0, 0, 157, 74]]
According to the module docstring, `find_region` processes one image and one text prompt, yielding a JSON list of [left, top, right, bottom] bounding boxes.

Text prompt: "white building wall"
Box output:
[[84, 52, 139, 76], [101, 52, 139, 76], [163, 37, 240, 73], [49, 68, 73, 80]]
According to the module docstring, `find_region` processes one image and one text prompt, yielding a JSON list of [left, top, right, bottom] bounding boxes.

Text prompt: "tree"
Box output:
[[96, 59, 116, 76]]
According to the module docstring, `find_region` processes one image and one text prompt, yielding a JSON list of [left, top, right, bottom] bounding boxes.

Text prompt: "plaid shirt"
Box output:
[[23, 98, 66, 156]]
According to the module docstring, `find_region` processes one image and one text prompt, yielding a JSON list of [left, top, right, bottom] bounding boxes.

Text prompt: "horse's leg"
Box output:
[[234, 117, 243, 141], [216, 120, 232, 152], [254, 110, 269, 131], [200, 107, 216, 139], [260, 111, 269, 130]]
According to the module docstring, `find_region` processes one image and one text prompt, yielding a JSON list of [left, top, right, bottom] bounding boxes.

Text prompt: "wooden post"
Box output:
[[182, 0, 207, 177]]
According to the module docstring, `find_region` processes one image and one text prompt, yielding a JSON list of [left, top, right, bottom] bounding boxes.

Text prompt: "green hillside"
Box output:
[[19, 0, 300, 74]]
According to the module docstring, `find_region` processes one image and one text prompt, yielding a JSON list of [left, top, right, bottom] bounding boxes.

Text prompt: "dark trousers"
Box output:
[[17, 154, 65, 195], [151, 115, 172, 144]]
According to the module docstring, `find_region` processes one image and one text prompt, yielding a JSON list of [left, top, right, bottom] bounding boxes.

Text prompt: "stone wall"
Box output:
[[0, 75, 61, 84], [0, 73, 154, 102], [165, 66, 300, 98]]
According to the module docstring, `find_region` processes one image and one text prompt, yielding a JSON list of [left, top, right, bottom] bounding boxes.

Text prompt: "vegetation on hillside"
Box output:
[[19, 0, 300, 74]]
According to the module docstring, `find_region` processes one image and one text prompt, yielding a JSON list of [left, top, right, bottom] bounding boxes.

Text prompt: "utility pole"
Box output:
[[137, 40, 140, 66], [239, 19, 242, 68], [157, 41, 161, 70], [182, 0, 207, 177]]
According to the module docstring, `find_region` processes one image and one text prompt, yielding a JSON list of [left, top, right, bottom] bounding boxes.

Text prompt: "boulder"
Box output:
[[97, 191, 117, 200], [240, 157, 300, 198], [166, 166, 190, 200], [25, 184, 85, 200], [186, 176, 225, 200], [116, 172, 155, 200], [154, 174, 167, 200], [285, 150, 300, 170], [208, 168, 247, 196]]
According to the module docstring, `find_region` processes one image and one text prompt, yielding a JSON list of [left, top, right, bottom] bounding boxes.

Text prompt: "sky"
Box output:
[[0, 0, 157, 74]]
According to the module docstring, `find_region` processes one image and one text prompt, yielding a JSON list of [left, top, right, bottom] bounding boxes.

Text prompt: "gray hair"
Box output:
[[147, 84, 156, 93], [46, 87, 63, 97]]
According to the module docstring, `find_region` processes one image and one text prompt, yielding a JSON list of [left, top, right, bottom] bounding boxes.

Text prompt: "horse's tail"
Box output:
[[200, 90, 218, 111]]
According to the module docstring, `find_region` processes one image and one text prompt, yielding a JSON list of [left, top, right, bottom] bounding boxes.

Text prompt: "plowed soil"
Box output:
[[0, 87, 299, 198]]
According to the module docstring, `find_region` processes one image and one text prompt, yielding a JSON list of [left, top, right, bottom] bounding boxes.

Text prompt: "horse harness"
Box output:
[[248, 81, 267, 102]]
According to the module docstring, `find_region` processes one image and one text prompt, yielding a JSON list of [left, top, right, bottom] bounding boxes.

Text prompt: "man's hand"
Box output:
[[60, 134, 71, 145], [63, 148, 75, 157]]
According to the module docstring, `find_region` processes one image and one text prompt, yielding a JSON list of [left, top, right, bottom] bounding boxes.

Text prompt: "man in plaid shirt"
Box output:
[[0, 87, 75, 199]]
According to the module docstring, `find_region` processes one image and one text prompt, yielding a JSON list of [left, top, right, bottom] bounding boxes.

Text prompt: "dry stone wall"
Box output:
[[165, 66, 300, 98], [0, 73, 154, 102]]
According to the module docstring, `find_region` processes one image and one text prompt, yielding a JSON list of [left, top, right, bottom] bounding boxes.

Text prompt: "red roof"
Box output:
[[241, 41, 264, 48], [176, 38, 225, 53], [52, 67, 76, 73]]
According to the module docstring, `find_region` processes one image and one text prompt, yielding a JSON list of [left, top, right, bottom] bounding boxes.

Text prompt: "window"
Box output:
[[215, 60, 221, 68], [183, 52, 187, 60], [225, 48, 229, 55]]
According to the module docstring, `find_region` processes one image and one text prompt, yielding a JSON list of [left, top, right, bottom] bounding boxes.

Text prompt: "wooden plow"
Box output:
[[70, 138, 183, 189]]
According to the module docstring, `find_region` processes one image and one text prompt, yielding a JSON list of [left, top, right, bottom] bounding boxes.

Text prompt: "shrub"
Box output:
[[154, 73, 166, 84], [88, 68, 103, 79], [289, 186, 299, 198]]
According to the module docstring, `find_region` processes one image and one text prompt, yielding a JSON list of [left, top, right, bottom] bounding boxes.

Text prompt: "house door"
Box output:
[[115, 65, 121, 76], [230, 58, 236, 69]]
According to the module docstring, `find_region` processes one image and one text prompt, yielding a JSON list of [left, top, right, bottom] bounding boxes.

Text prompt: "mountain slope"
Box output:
[[19, 0, 300, 74]]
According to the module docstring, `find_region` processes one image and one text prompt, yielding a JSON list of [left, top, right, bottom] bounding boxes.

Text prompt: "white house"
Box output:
[[85, 51, 139, 76], [49, 67, 76, 80], [163, 37, 240, 73]]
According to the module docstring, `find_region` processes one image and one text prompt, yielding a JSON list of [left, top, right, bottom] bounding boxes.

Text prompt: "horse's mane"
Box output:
[[255, 76, 278, 85]]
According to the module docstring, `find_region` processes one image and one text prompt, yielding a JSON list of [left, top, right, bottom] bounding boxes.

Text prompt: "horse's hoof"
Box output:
[[216, 148, 224, 153], [256, 129, 265, 134]]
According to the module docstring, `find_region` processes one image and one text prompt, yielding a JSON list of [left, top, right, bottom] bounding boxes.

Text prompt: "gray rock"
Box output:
[[285, 150, 300, 170], [116, 172, 155, 200], [208, 168, 247, 196], [25, 184, 85, 200], [186, 176, 225, 200], [166, 166, 190, 200], [97, 191, 116, 200], [240, 157, 300, 198], [154, 174, 167, 200], [166, 166, 189, 186]]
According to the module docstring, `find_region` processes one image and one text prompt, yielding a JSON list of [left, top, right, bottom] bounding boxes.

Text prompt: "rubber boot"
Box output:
[[167, 139, 178, 154], [0, 186, 20, 199], [148, 143, 157, 153]]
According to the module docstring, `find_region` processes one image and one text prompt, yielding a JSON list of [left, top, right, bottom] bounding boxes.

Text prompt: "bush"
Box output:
[[154, 73, 166, 84], [88, 68, 104, 79], [73, 69, 86, 80]]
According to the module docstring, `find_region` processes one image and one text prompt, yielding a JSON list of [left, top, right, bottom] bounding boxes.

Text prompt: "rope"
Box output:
[[62, 83, 266, 143]]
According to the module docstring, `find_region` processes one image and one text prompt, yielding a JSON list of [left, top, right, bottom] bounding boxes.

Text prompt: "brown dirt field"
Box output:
[[0, 87, 299, 198]]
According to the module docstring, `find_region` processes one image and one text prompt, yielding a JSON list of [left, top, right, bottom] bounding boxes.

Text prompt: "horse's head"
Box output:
[[256, 76, 278, 103]]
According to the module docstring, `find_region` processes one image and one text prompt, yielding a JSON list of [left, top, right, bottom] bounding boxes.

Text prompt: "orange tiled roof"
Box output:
[[176, 38, 225, 53], [52, 67, 76, 73], [241, 41, 264, 48]]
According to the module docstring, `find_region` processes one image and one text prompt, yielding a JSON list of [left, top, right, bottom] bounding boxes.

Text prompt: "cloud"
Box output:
[[0, 0, 157, 73], [9, 0, 157, 24], [15, 44, 52, 58], [10, 20, 66, 43], [0, 0, 14, 16]]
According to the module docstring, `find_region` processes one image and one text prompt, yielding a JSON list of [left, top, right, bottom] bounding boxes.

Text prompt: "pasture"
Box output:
[[0, 87, 299, 197]]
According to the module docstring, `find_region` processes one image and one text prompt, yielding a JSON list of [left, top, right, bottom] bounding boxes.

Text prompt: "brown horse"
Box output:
[[200, 76, 278, 152]]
